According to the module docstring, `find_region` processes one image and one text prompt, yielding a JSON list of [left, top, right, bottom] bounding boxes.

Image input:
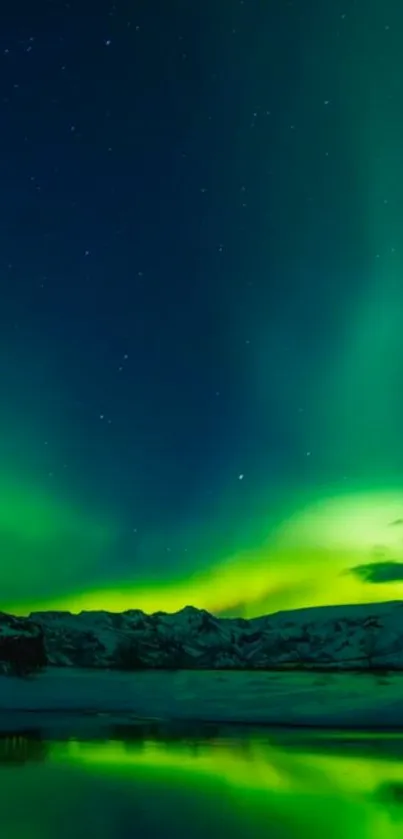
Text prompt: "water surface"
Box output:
[[1, 726, 403, 838]]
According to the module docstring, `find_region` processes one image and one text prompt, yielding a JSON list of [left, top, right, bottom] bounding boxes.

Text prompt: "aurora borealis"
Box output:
[[3, 0, 403, 618]]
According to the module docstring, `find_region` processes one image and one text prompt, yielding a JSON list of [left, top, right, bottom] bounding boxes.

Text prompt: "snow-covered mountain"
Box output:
[[2, 600, 403, 673], [0, 612, 46, 674]]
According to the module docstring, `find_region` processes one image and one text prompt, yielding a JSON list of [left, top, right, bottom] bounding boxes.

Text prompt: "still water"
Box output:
[[1, 725, 403, 838]]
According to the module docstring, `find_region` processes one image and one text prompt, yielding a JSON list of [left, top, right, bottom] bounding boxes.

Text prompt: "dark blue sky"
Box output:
[[2, 0, 403, 615]]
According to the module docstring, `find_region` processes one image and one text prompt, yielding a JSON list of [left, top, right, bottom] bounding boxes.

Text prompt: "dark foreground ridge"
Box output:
[[1, 600, 403, 675]]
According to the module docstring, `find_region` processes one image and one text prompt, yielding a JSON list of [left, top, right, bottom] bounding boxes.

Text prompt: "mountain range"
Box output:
[[2, 599, 403, 675]]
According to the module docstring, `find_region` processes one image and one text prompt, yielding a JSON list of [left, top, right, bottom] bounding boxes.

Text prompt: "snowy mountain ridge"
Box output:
[[0, 601, 403, 670], [2, 600, 403, 672]]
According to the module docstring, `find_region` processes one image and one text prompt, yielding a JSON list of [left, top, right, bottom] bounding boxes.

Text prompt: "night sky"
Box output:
[[3, 0, 403, 618]]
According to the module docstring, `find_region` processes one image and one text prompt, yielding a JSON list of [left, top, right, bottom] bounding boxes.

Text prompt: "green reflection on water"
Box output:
[[1, 730, 403, 838]]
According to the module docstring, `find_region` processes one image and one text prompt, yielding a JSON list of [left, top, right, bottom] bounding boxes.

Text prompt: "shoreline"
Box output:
[[1, 667, 403, 732]]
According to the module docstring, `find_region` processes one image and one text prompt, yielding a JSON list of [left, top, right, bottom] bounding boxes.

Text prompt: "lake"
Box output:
[[1, 725, 403, 838]]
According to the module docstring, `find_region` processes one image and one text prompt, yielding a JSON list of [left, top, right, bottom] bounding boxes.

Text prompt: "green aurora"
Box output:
[[3, 4, 403, 619]]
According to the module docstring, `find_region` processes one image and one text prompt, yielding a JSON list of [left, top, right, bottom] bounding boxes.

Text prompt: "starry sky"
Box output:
[[3, 0, 403, 618]]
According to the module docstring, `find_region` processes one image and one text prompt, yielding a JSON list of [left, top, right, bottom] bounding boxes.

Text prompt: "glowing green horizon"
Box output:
[[5, 477, 403, 619]]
